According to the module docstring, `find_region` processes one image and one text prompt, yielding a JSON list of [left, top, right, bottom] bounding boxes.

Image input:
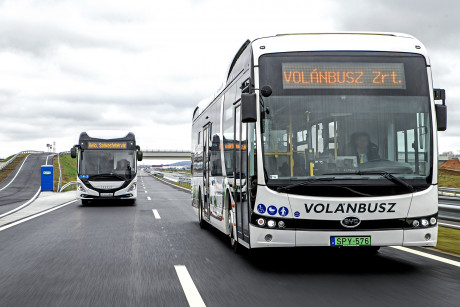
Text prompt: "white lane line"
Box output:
[[0, 200, 77, 232], [45, 154, 55, 165], [439, 222, 460, 230], [174, 265, 206, 307], [144, 191, 147, 193], [0, 155, 31, 192], [0, 188, 41, 219], [391, 246, 460, 268], [152, 209, 161, 219], [147, 196, 151, 201]]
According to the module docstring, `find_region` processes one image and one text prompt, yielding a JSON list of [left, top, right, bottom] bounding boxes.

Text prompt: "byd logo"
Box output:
[[340, 216, 361, 228]]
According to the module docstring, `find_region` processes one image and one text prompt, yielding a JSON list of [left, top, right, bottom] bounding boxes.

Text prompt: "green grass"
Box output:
[[438, 169, 460, 188], [0, 154, 28, 183], [53, 154, 77, 191], [436, 227, 460, 256]]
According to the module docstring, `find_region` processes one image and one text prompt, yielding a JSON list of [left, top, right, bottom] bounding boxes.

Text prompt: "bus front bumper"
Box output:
[[249, 224, 438, 248]]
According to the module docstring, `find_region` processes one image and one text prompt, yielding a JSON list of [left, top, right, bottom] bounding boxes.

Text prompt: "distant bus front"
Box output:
[[71, 131, 143, 205]]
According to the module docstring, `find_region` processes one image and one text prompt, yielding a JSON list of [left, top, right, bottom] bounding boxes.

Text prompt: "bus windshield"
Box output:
[[258, 52, 432, 185], [80, 150, 136, 180]]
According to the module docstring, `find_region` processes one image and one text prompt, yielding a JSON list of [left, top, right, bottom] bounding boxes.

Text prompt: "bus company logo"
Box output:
[[304, 203, 396, 214], [340, 216, 361, 228]]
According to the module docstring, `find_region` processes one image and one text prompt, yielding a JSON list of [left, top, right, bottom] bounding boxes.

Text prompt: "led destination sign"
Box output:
[[88, 142, 128, 149], [282, 62, 406, 89]]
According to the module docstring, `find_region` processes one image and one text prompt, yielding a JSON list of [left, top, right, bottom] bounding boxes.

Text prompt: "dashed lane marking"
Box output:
[[174, 265, 206, 307], [147, 196, 151, 201], [152, 209, 161, 219]]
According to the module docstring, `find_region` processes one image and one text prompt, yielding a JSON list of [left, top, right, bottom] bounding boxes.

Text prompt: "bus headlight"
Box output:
[[127, 183, 137, 192], [278, 220, 286, 229], [421, 219, 429, 227], [412, 220, 420, 227], [267, 220, 276, 228], [77, 183, 87, 192], [430, 217, 437, 225]]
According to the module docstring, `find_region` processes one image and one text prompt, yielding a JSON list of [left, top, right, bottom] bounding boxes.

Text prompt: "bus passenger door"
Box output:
[[202, 124, 211, 221], [234, 104, 250, 244]]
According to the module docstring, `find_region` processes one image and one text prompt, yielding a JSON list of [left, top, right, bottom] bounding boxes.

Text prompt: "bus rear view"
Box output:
[[71, 131, 143, 205]]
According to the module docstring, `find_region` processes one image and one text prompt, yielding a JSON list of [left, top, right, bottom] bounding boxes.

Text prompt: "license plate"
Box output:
[[330, 236, 371, 246], [100, 193, 113, 197]]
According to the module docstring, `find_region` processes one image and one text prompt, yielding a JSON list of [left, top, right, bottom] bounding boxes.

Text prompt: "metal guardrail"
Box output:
[[439, 187, 460, 197], [57, 151, 70, 192], [0, 150, 44, 172], [60, 181, 78, 192]]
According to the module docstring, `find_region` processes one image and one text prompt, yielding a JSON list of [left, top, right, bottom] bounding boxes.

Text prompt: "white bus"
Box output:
[[71, 131, 143, 205], [191, 33, 447, 252]]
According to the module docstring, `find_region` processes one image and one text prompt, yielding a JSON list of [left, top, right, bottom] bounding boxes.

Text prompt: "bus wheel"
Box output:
[[198, 194, 206, 229], [228, 208, 240, 253]]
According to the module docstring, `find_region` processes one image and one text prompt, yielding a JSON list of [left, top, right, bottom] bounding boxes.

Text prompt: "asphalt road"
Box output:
[[0, 170, 459, 306], [0, 153, 51, 215]]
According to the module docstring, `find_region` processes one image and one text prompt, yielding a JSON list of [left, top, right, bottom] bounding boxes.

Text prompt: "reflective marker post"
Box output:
[[41, 165, 54, 191]]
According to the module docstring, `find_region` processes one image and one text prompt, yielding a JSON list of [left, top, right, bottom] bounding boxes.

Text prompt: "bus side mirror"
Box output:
[[70, 147, 77, 158], [434, 88, 447, 131], [241, 93, 257, 123], [435, 104, 447, 131], [137, 151, 143, 161]]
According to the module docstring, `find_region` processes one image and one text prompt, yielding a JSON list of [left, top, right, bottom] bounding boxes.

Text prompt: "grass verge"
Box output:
[[53, 154, 78, 191], [436, 226, 460, 256], [438, 169, 460, 188], [0, 154, 28, 183]]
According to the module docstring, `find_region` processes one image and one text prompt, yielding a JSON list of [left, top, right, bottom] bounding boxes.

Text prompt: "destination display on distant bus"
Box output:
[[282, 62, 406, 89], [88, 142, 128, 149]]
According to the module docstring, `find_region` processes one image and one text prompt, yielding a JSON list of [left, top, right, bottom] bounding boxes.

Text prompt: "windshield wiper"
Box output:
[[89, 173, 126, 181], [324, 170, 414, 192], [276, 177, 336, 192]]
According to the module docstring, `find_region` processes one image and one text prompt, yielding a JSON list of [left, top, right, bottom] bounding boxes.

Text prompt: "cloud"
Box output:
[[1, 0, 458, 157]]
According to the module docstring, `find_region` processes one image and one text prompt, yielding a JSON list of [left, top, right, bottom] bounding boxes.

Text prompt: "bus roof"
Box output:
[[80, 130, 135, 141], [193, 32, 429, 120]]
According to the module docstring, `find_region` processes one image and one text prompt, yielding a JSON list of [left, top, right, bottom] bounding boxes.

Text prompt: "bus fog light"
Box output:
[[267, 220, 276, 228], [412, 220, 420, 227], [430, 217, 437, 225], [257, 218, 266, 227], [425, 233, 431, 241], [265, 234, 273, 242], [278, 221, 286, 228], [421, 219, 429, 227]]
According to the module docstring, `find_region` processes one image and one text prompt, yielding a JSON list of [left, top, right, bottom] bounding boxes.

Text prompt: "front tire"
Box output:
[[198, 193, 206, 229]]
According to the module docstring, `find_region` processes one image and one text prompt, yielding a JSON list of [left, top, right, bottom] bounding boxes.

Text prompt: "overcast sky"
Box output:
[[0, 0, 458, 158]]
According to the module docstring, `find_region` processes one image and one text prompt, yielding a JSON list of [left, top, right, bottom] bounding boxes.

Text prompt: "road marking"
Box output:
[[145, 191, 147, 193], [439, 222, 460, 230], [174, 265, 206, 307], [0, 187, 41, 219], [152, 209, 161, 219], [0, 155, 31, 192], [147, 196, 151, 201], [392, 246, 460, 268], [0, 200, 77, 232]]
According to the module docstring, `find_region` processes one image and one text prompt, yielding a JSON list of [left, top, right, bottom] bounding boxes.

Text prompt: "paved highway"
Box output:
[[0, 153, 51, 216], [0, 170, 459, 306]]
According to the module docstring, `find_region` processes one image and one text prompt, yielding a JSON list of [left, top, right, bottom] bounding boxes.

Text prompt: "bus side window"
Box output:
[[223, 84, 236, 177]]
